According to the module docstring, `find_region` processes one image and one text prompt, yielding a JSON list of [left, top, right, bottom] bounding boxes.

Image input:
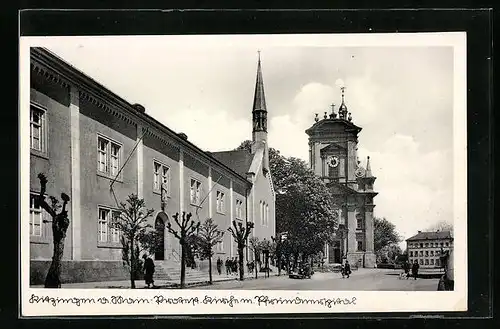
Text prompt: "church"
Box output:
[[28, 47, 275, 284], [305, 88, 377, 268]]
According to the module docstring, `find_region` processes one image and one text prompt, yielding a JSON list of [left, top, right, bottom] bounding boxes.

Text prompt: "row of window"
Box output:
[[409, 258, 441, 266], [408, 241, 451, 248], [409, 249, 449, 257], [260, 201, 270, 226]]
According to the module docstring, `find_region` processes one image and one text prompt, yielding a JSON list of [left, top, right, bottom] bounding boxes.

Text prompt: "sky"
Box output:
[[29, 35, 458, 246]]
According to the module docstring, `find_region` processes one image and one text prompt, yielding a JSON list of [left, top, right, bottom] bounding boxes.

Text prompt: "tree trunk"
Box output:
[[254, 251, 258, 279], [277, 254, 281, 276], [180, 241, 186, 288], [238, 245, 245, 281], [130, 236, 136, 289], [44, 237, 65, 288], [208, 255, 213, 284]]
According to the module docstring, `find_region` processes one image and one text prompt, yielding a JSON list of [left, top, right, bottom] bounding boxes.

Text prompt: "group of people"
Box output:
[[401, 260, 420, 280], [218, 257, 240, 275]]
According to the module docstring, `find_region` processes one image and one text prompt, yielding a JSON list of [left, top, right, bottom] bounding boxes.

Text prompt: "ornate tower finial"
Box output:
[[348, 112, 352, 122], [339, 86, 348, 120], [365, 156, 373, 177], [314, 113, 319, 122]]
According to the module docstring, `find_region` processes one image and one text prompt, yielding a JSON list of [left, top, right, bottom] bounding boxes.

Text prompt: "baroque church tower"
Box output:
[[305, 87, 377, 268]]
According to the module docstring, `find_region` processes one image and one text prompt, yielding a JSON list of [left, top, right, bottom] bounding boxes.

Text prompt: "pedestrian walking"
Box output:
[[225, 257, 231, 275], [216, 257, 222, 275], [142, 254, 155, 288], [412, 260, 420, 280], [402, 261, 410, 279], [344, 260, 351, 278]]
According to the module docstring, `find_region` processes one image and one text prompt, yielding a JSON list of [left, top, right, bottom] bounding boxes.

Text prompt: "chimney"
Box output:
[[177, 132, 188, 140], [132, 103, 145, 113], [417, 230, 422, 234]]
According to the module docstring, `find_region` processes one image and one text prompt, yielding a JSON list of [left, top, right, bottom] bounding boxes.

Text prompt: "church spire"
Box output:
[[251, 51, 269, 173], [252, 50, 267, 122]]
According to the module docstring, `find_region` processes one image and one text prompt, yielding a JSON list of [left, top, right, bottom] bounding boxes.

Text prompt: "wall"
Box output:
[[251, 166, 276, 242], [29, 75, 73, 260], [79, 97, 138, 261]]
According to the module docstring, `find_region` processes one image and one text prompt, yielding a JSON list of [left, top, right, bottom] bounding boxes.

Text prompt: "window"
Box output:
[[440, 242, 444, 247], [266, 204, 269, 226], [216, 191, 225, 213], [30, 105, 46, 152], [425, 259, 429, 265], [436, 259, 440, 266], [430, 242, 434, 247], [235, 199, 243, 219], [153, 161, 170, 194], [97, 136, 121, 177], [356, 215, 362, 229], [357, 240, 363, 251], [419, 259, 423, 265], [98, 207, 121, 244], [419, 250, 423, 257], [430, 250, 434, 256], [29, 193, 45, 237], [420, 243, 423, 248], [445, 242, 449, 247], [425, 250, 429, 256], [409, 251, 413, 257], [260, 201, 267, 226], [216, 240, 224, 252], [430, 259, 434, 265], [425, 243, 429, 247], [190, 179, 201, 205]]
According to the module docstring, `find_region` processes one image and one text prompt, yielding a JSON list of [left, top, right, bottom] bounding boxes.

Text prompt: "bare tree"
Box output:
[[113, 194, 155, 289], [196, 218, 224, 284], [36, 173, 70, 288], [260, 238, 274, 278], [426, 220, 454, 234], [228, 220, 254, 281], [248, 237, 262, 279], [165, 212, 200, 288]]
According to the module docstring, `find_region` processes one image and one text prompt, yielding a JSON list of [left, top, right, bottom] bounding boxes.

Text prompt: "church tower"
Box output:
[[251, 51, 269, 173], [305, 87, 377, 268]]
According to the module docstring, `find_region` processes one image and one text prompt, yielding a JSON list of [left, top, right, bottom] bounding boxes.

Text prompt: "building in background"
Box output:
[[406, 230, 453, 274], [305, 88, 377, 268], [28, 47, 275, 284]]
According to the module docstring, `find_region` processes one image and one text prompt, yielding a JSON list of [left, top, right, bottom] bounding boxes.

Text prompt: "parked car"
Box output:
[[289, 263, 314, 279]]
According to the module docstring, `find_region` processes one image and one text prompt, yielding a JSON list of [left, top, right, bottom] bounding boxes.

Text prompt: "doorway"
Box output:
[[154, 215, 165, 260], [328, 240, 342, 263]]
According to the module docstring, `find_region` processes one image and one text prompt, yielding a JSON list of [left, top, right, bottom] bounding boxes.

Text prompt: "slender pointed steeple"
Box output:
[[251, 51, 269, 173], [252, 51, 267, 122]]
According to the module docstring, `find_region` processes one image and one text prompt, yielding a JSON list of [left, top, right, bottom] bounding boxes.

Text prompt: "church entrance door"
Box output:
[[154, 215, 165, 261]]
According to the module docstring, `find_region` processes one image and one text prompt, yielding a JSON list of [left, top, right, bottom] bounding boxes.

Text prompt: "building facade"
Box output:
[[406, 231, 453, 270], [28, 48, 275, 284], [305, 89, 377, 268]]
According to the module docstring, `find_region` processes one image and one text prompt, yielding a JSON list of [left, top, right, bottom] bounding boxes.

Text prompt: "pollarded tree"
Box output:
[[36, 173, 71, 288], [112, 194, 155, 289], [196, 218, 224, 284], [228, 220, 254, 281], [248, 236, 262, 279], [165, 212, 200, 288]]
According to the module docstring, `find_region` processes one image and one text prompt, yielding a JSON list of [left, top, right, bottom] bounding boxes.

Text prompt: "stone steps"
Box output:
[[154, 261, 216, 283]]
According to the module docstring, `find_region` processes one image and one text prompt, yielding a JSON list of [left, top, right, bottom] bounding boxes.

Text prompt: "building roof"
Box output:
[[210, 150, 254, 177], [406, 231, 453, 241], [30, 47, 252, 187]]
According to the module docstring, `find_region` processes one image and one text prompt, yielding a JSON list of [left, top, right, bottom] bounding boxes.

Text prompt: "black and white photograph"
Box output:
[[20, 32, 467, 315]]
